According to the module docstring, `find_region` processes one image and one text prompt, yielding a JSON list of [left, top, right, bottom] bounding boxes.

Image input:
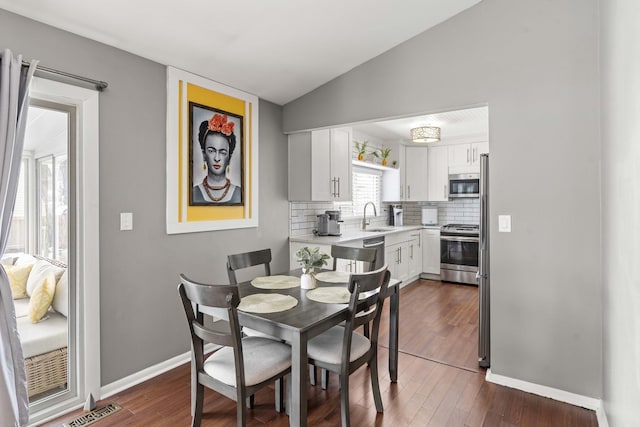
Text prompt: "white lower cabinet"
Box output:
[[290, 230, 426, 284], [407, 233, 422, 279], [385, 242, 407, 283], [385, 230, 422, 284], [421, 228, 441, 275]]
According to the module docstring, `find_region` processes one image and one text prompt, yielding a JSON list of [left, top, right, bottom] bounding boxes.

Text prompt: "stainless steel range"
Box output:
[[440, 224, 479, 285]]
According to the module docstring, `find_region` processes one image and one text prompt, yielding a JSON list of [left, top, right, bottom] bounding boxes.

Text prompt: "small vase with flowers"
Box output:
[[295, 246, 330, 289]]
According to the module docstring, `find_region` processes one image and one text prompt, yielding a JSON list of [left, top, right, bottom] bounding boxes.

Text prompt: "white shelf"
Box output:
[[352, 159, 397, 171]]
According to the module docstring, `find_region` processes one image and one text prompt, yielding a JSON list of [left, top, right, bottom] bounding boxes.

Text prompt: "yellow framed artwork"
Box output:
[[166, 67, 259, 234]]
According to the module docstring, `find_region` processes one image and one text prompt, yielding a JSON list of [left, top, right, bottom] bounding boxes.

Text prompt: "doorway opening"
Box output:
[[4, 77, 101, 425]]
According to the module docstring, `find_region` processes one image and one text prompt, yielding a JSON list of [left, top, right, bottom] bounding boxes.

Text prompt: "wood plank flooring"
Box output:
[[43, 279, 597, 426], [379, 279, 480, 372]]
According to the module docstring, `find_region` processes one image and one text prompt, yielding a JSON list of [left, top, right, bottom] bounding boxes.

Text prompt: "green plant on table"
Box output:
[[295, 246, 330, 274]]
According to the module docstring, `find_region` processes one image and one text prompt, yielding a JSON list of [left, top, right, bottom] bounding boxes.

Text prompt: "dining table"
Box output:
[[199, 269, 400, 427]]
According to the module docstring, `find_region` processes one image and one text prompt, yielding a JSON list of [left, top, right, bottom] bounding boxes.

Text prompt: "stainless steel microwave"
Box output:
[[448, 173, 480, 198]]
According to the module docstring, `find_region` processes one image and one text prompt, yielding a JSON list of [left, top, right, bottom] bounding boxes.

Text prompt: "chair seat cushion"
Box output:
[[203, 337, 291, 387], [307, 326, 371, 365]]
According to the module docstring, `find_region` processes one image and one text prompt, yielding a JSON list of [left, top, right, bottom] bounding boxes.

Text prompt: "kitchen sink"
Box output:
[[363, 227, 396, 232]]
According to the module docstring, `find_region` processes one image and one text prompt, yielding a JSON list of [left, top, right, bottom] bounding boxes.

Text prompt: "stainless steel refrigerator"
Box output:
[[478, 153, 490, 368]]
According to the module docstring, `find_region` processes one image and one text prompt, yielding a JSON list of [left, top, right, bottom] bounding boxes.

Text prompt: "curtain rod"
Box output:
[[23, 60, 108, 92]]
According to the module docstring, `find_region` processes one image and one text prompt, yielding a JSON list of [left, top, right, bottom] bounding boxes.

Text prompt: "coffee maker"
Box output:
[[325, 210, 342, 236], [315, 210, 342, 236], [389, 204, 403, 226], [315, 213, 329, 236]]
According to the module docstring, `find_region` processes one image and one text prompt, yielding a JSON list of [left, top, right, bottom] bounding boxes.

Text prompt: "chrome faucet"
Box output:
[[362, 202, 377, 230]]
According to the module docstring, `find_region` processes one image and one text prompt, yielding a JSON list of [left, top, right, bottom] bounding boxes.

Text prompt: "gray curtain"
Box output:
[[0, 49, 37, 427]]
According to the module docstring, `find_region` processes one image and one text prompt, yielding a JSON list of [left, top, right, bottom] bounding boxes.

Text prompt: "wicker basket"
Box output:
[[25, 347, 68, 398]]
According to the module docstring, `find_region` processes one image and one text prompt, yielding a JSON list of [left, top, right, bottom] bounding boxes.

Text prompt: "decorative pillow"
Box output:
[[28, 272, 57, 323], [52, 269, 68, 317], [4, 264, 33, 299], [1, 254, 17, 265], [14, 254, 37, 267], [26, 260, 65, 297]]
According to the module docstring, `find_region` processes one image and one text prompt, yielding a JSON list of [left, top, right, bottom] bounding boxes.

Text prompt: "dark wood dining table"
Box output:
[[200, 269, 400, 427]]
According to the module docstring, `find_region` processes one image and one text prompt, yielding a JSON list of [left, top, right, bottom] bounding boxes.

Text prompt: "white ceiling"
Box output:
[[24, 106, 68, 154], [352, 106, 488, 144], [0, 0, 481, 105]]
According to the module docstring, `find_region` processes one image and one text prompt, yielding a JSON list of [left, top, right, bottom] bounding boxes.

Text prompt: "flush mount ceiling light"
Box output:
[[411, 126, 441, 143]]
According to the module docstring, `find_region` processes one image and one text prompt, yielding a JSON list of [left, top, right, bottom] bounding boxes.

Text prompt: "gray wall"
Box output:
[[601, 0, 640, 425], [284, 0, 602, 398], [0, 10, 289, 384]]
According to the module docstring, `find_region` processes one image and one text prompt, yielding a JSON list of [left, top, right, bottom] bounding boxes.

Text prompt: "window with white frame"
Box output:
[[6, 159, 28, 253], [335, 165, 382, 217]]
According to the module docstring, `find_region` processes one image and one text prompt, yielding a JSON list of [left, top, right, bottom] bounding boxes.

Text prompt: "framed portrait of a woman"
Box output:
[[189, 104, 244, 206], [166, 67, 259, 234]]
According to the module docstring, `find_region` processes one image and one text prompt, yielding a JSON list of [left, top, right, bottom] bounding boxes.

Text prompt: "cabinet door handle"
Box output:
[[410, 244, 413, 259], [467, 148, 470, 164], [444, 184, 447, 199], [399, 247, 402, 264], [408, 185, 411, 200], [337, 177, 340, 198]]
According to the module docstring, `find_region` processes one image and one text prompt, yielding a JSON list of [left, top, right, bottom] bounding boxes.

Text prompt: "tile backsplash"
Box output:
[[289, 202, 389, 237], [403, 199, 480, 225], [289, 199, 479, 236]]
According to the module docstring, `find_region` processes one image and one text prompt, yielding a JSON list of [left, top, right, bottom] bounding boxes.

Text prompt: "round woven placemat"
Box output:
[[314, 271, 350, 284], [306, 287, 350, 304], [238, 293, 298, 313], [251, 275, 300, 289]]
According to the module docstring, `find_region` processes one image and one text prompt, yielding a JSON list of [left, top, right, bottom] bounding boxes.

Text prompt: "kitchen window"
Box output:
[[335, 165, 382, 217]]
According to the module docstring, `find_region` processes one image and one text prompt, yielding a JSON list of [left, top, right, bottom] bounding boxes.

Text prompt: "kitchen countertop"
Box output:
[[289, 224, 441, 245]]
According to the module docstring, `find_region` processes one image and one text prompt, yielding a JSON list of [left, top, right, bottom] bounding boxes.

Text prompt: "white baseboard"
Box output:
[[100, 343, 218, 399], [485, 369, 606, 424], [595, 400, 610, 427]]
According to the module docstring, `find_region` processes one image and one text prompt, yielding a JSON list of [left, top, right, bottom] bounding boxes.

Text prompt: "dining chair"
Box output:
[[178, 274, 291, 427], [307, 265, 390, 427], [227, 248, 272, 285], [311, 245, 378, 388], [330, 245, 377, 273], [226, 248, 281, 339]]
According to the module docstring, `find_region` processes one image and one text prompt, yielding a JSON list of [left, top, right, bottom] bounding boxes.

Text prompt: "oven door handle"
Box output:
[[440, 236, 479, 243]]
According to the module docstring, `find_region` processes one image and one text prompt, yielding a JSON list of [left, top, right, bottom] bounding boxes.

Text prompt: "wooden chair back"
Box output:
[[227, 249, 272, 284], [178, 274, 244, 381], [330, 245, 377, 272]]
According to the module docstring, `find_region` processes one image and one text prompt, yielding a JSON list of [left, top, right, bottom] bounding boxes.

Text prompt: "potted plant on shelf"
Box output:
[[295, 246, 330, 289], [373, 147, 392, 166], [355, 140, 368, 161]]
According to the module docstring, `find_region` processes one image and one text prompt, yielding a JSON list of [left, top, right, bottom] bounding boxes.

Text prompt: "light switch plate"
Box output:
[[120, 212, 133, 231], [498, 215, 511, 232]]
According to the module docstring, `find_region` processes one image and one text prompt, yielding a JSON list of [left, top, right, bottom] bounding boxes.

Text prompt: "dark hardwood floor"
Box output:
[[379, 279, 480, 372], [43, 279, 597, 426]]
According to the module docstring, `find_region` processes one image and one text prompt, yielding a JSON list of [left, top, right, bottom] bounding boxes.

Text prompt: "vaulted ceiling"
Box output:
[[0, 0, 482, 105]]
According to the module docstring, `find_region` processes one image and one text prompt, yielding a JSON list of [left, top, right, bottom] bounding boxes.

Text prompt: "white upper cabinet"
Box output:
[[288, 128, 352, 201], [448, 141, 489, 174], [427, 145, 448, 201], [404, 146, 429, 201]]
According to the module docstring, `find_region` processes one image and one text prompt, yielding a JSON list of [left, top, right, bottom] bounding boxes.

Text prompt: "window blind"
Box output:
[[336, 166, 382, 218]]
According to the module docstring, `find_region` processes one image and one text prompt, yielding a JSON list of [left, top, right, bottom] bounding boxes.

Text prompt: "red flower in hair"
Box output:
[[208, 113, 234, 136], [221, 121, 235, 136]]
